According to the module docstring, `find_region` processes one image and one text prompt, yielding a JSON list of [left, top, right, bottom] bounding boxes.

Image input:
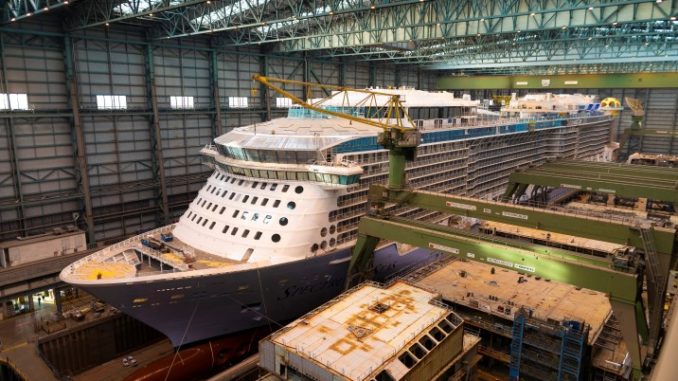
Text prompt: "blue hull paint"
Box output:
[[83, 244, 439, 346]]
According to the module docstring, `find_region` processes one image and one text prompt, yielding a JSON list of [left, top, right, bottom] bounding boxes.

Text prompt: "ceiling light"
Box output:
[[671, 16, 677, 21], [105, 22, 110, 26], [10, 17, 15, 22], [149, 13, 153, 17], [64, 0, 69, 4], [612, 22, 618, 26], [561, 25, 566, 29], [588, 37, 592, 40], [517, 30, 521, 33], [588, 6, 594, 10], [480, 18, 484, 22], [530, 12, 535, 16], [329, 11, 333, 15], [26, 12, 32, 16], [44, 7, 49, 11], [370, 5, 376, 10], [656, 0, 662, 3]]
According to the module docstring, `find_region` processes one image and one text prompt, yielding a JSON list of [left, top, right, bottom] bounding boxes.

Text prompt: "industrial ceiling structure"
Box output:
[[2, 0, 677, 74]]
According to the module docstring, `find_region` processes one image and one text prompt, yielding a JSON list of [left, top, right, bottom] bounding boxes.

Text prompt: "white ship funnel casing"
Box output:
[[309, 88, 480, 108], [503, 93, 600, 114]]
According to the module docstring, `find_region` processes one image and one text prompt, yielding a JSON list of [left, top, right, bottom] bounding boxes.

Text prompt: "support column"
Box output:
[[338, 58, 346, 87], [54, 287, 63, 315], [303, 53, 310, 101], [368, 62, 376, 88], [64, 34, 95, 245], [209, 40, 223, 137], [394, 66, 401, 88], [259, 54, 271, 121], [609, 298, 646, 380], [0, 34, 26, 237], [144, 40, 169, 226]]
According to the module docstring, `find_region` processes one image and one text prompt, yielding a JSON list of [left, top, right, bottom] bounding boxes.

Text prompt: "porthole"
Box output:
[[279, 217, 288, 226], [273, 200, 281, 208], [329, 225, 336, 234], [320, 241, 327, 250], [282, 185, 290, 192], [311, 243, 319, 253], [272, 234, 281, 243], [320, 227, 328, 237], [330, 238, 336, 247], [287, 201, 296, 210], [295, 186, 304, 194]]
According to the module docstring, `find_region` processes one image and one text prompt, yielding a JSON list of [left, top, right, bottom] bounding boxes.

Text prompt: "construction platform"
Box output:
[[411, 259, 610, 344], [407, 258, 631, 380], [259, 281, 481, 381]]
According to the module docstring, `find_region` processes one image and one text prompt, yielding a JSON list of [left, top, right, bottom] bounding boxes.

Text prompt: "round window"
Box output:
[[272, 234, 281, 243], [329, 238, 336, 247], [329, 225, 336, 234], [287, 201, 296, 210], [279, 217, 288, 226], [295, 186, 304, 194], [320, 241, 327, 250], [320, 227, 328, 237], [311, 243, 319, 252]]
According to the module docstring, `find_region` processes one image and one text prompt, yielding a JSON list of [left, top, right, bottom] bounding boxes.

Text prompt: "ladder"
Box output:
[[509, 311, 526, 381]]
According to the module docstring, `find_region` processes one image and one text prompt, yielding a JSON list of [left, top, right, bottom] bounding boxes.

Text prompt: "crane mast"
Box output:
[[252, 74, 420, 189]]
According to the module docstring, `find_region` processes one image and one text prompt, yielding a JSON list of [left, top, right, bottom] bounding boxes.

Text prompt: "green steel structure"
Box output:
[[349, 182, 678, 379], [502, 160, 678, 204]]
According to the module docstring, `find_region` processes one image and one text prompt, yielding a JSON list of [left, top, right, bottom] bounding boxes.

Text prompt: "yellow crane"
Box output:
[[252, 74, 420, 189]]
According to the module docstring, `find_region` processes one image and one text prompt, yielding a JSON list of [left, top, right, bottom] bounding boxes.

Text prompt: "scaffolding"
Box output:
[[510, 309, 589, 381]]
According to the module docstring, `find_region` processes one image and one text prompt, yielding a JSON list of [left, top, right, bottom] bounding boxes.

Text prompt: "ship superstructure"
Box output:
[[60, 89, 615, 347]]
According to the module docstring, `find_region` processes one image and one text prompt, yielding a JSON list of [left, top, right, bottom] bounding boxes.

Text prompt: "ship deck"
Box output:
[[411, 260, 611, 345], [64, 225, 241, 281]]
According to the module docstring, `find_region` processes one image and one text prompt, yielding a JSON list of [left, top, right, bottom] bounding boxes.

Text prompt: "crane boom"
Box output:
[[252, 74, 416, 132]]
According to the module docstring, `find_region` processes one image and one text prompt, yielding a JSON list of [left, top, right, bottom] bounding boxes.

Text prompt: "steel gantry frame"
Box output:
[[347, 183, 678, 379], [502, 160, 678, 204], [58, 0, 678, 72]]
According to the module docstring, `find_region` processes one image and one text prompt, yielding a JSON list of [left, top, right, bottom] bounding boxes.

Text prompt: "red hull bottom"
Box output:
[[123, 327, 272, 381]]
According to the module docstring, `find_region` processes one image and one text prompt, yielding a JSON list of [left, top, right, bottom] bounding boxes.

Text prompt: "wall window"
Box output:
[[276, 97, 293, 108], [228, 96, 248, 108], [0, 93, 29, 110], [170, 96, 194, 109], [96, 95, 127, 110]]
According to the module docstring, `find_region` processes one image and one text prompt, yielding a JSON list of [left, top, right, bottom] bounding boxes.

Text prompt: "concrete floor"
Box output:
[[0, 289, 158, 381], [74, 339, 174, 381], [0, 304, 60, 381]]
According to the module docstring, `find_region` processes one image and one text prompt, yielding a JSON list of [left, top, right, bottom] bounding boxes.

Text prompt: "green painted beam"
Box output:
[[437, 72, 678, 90], [506, 162, 678, 203], [369, 184, 677, 257], [356, 216, 639, 301]]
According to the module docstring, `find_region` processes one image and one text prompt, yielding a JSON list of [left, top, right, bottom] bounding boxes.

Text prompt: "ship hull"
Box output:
[[80, 244, 440, 346]]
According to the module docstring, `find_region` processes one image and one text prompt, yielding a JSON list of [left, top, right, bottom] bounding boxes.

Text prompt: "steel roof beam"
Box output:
[[270, 0, 673, 52], [2, 0, 71, 24]]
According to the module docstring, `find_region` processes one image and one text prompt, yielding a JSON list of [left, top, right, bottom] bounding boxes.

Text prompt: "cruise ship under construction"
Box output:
[[60, 88, 616, 350]]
